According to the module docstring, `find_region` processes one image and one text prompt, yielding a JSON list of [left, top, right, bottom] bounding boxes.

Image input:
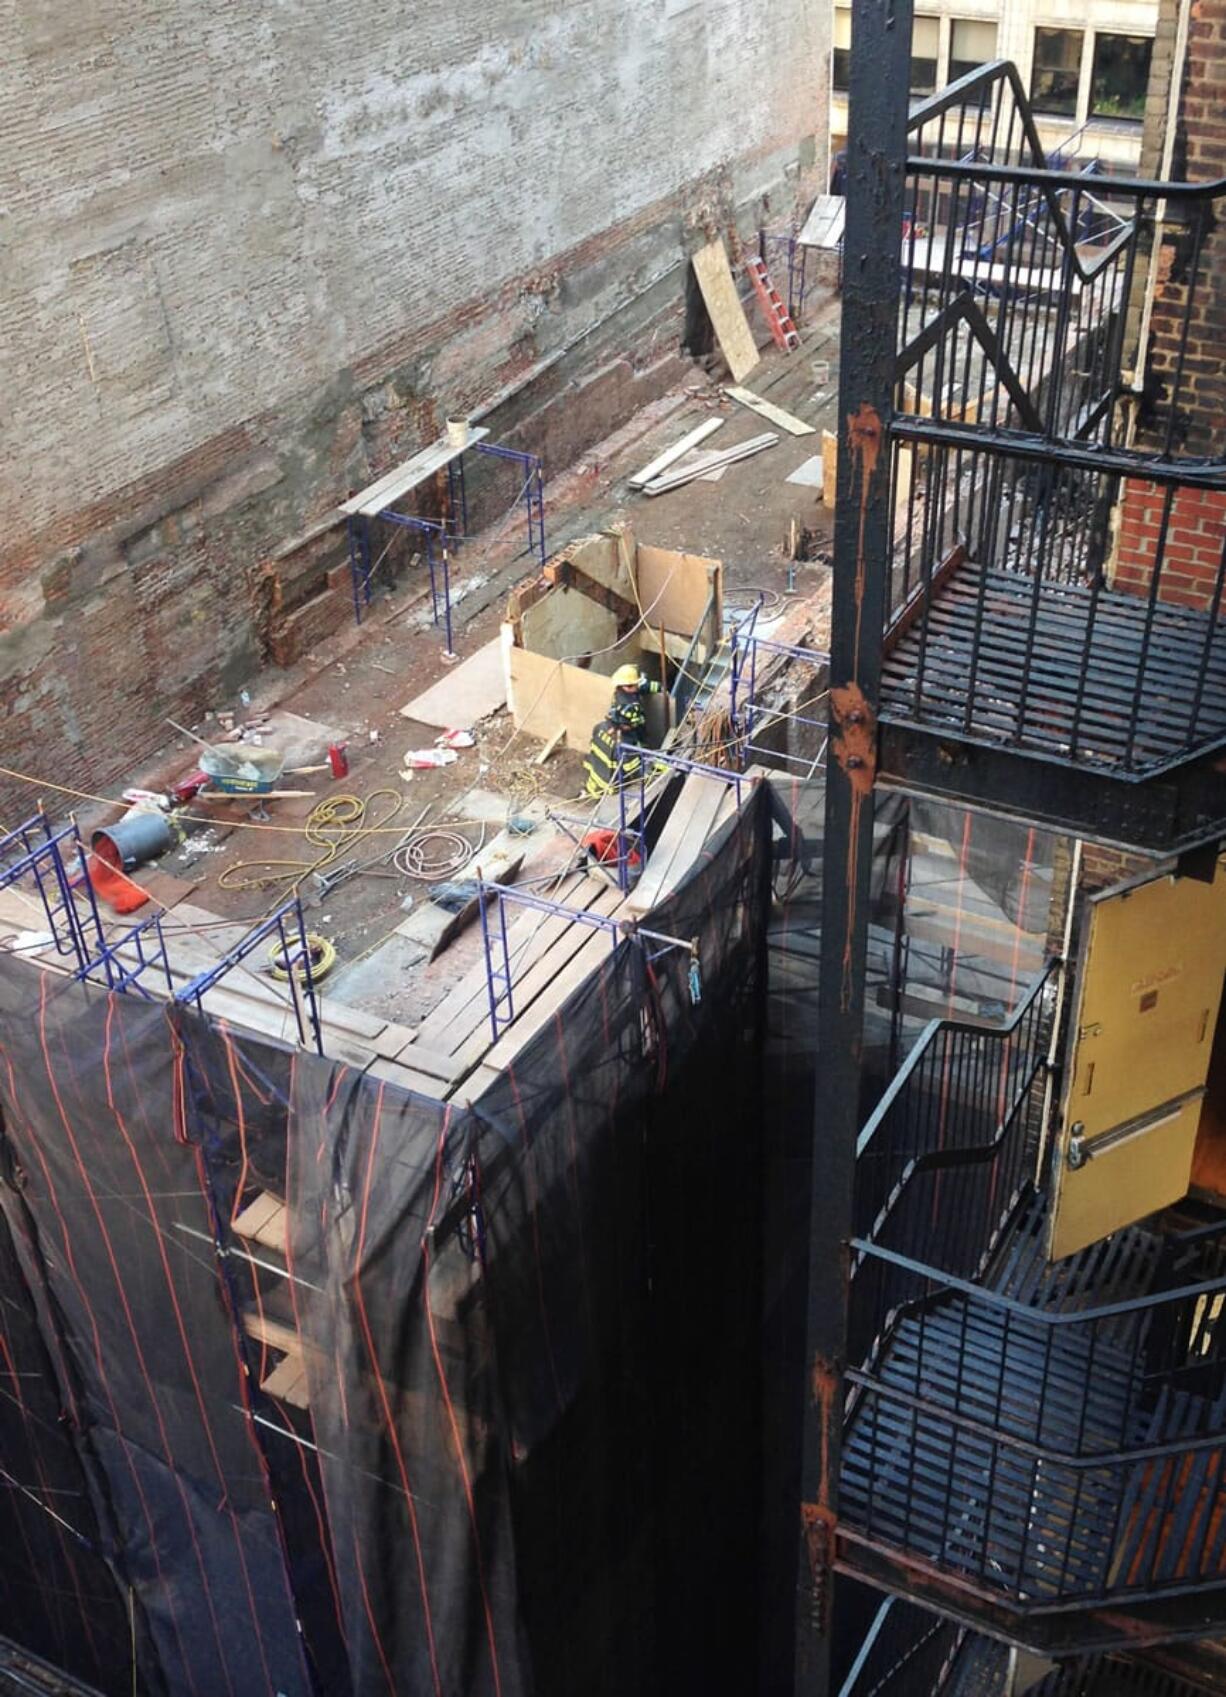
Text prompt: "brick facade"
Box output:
[[0, 1, 826, 821], [1115, 481, 1226, 609], [1113, 0, 1226, 610]]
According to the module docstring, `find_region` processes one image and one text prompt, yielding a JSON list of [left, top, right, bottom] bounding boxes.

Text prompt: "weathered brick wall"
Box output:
[[1114, 0, 1225, 612], [1115, 481, 1226, 608], [0, 1, 826, 818]]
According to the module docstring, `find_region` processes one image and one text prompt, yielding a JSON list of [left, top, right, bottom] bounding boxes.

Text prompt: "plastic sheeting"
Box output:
[[0, 787, 772, 1697]]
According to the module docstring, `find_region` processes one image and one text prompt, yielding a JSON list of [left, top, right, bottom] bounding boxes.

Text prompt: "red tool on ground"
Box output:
[[745, 255, 800, 352], [582, 828, 640, 870]]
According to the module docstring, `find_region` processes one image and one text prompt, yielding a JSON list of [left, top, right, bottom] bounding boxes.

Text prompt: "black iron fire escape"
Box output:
[[798, 9, 1226, 1694]]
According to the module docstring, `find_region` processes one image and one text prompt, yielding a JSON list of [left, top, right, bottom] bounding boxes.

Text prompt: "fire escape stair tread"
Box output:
[[880, 562, 1226, 772], [1113, 1383, 1226, 1589], [842, 1298, 1150, 1600]]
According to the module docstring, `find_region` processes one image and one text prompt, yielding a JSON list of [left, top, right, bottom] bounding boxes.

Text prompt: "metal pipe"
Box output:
[[796, 0, 912, 1689]]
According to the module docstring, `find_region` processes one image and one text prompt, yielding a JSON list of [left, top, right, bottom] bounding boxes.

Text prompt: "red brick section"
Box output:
[[1113, 0, 1226, 610], [1115, 481, 1226, 610]]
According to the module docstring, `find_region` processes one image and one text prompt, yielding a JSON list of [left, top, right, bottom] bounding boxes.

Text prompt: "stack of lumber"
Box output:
[[380, 870, 628, 1102]]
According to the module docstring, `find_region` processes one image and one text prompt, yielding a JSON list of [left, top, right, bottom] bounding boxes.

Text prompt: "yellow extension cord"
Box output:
[[217, 788, 406, 895]]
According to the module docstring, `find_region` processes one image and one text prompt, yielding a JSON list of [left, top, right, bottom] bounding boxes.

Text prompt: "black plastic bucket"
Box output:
[[92, 811, 173, 873]]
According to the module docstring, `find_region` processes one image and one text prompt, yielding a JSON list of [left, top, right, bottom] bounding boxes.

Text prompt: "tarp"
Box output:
[[0, 787, 773, 1696]]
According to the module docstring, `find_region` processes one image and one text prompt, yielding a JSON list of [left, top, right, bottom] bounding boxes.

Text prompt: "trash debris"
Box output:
[[122, 787, 170, 809], [369, 728, 380, 744], [428, 880, 480, 913], [435, 728, 475, 749], [11, 931, 54, 955], [170, 769, 208, 804], [239, 689, 251, 707], [404, 747, 459, 769]]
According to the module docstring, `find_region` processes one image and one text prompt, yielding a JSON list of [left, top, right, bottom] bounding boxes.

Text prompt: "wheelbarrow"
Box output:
[[198, 745, 287, 795]]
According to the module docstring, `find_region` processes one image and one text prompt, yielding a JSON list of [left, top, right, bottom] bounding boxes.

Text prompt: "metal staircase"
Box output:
[[875, 62, 1226, 851], [836, 970, 1226, 1655], [803, 20, 1226, 1695]]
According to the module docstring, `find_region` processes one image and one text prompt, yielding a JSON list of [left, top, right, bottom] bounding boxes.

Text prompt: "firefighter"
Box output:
[[583, 666, 662, 798]]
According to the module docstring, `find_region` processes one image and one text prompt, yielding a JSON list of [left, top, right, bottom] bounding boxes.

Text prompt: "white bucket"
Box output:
[[446, 418, 470, 448]]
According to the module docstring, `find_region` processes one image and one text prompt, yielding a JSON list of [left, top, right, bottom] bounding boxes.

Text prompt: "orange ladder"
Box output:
[[745, 255, 800, 352]]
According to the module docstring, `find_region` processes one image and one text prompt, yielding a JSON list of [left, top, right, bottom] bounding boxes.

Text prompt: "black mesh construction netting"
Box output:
[[0, 787, 772, 1697]]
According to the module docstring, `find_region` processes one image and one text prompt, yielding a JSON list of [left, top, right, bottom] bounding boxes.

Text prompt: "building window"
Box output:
[[1031, 28, 1083, 117], [1090, 32, 1153, 121], [950, 18, 998, 84], [833, 7, 851, 92], [911, 16, 941, 96]]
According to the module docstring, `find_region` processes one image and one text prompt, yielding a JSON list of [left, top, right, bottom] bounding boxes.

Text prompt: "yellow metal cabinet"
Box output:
[[1047, 858, 1226, 1261]]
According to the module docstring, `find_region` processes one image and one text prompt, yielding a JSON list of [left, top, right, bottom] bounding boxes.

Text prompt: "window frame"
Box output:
[[1088, 30, 1153, 124], [1030, 25, 1085, 120], [948, 17, 999, 87]]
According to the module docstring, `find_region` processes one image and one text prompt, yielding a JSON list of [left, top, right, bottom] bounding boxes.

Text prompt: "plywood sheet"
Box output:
[[570, 533, 633, 598], [506, 644, 614, 749], [521, 585, 618, 662], [691, 241, 759, 384], [635, 545, 722, 639], [400, 637, 507, 728]]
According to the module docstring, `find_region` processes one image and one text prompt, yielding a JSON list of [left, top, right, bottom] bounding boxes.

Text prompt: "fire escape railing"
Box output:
[[852, 957, 1056, 1310], [843, 963, 1226, 1615], [883, 60, 1226, 776]]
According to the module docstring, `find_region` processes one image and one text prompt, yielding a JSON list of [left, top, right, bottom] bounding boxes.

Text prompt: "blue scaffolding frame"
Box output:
[[475, 877, 694, 1043], [348, 437, 546, 646], [613, 746, 749, 891], [175, 900, 324, 1055], [729, 622, 830, 773], [76, 911, 173, 999], [0, 810, 105, 969]]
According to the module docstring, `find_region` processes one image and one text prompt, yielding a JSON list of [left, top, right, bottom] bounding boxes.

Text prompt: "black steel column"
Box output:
[[794, 2, 913, 1691]]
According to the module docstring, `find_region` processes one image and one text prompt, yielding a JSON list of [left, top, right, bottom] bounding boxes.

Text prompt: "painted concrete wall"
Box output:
[[1, 0, 826, 813]]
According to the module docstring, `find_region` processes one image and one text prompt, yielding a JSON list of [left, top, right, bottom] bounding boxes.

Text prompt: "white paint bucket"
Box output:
[[446, 419, 470, 447]]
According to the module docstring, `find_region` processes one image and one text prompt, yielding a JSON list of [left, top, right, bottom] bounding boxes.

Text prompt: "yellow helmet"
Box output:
[[612, 664, 642, 689]]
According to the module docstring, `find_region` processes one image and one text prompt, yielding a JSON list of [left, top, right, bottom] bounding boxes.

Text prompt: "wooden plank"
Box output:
[[232, 1191, 280, 1243], [242, 1310, 300, 1356], [449, 1064, 503, 1105], [724, 386, 815, 436], [444, 884, 627, 1077], [474, 923, 617, 1076], [411, 870, 593, 1048], [690, 240, 759, 384], [641, 433, 778, 494], [364, 1056, 447, 1099], [389, 1037, 464, 1081], [414, 879, 612, 1060], [506, 645, 614, 748], [399, 637, 506, 729], [261, 1354, 310, 1409], [628, 418, 725, 489], [427, 841, 527, 962], [822, 429, 838, 508], [393, 830, 525, 960], [232, 1192, 288, 1254], [628, 774, 730, 914], [339, 428, 491, 517]]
